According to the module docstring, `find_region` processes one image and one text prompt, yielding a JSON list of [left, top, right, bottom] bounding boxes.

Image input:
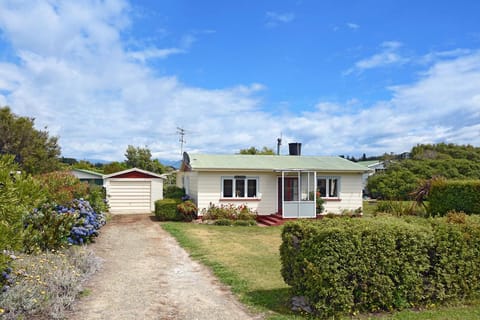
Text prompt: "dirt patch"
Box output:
[[69, 214, 260, 320]]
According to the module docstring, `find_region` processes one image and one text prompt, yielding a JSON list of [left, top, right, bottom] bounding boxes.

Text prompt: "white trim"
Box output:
[[104, 167, 165, 179]]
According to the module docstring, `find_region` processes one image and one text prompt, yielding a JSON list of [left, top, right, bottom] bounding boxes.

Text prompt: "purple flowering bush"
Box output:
[[22, 199, 106, 252]]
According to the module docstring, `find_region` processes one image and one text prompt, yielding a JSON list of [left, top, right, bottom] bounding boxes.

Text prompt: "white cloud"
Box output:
[[265, 11, 295, 27], [346, 22, 359, 30], [289, 51, 480, 156], [0, 1, 479, 162], [345, 41, 409, 74], [127, 47, 185, 62]]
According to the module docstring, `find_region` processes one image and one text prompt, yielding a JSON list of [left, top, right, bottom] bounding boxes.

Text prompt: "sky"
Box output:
[[1, 0, 480, 162]]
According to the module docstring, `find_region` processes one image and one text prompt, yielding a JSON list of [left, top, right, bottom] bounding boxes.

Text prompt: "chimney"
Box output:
[[288, 142, 302, 156], [277, 137, 282, 155]]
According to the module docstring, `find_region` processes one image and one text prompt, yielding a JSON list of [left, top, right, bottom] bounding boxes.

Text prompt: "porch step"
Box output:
[[257, 214, 288, 226]]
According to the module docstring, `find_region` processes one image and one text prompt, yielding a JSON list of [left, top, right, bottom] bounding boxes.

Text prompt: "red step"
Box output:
[[257, 214, 286, 226]]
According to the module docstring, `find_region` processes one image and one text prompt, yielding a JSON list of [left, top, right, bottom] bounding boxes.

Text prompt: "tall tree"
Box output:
[[239, 146, 275, 155], [0, 107, 61, 174], [124, 145, 165, 174]]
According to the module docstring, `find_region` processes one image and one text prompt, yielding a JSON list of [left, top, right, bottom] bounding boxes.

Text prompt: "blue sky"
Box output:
[[1, 1, 480, 161]]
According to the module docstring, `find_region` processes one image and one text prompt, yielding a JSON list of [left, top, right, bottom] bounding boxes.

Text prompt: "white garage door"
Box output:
[[108, 180, 151, 214]]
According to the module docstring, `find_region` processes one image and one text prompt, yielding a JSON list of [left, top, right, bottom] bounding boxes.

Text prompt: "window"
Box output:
[[317, 176, 340, 198], [222, 176, 258, 198]]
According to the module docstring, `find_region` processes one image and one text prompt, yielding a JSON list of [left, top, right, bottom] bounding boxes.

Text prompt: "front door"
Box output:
[[277, 177, 298, 214]]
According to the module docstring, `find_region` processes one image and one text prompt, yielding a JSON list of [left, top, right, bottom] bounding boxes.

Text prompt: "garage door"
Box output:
[[108, 180, 151, 214]]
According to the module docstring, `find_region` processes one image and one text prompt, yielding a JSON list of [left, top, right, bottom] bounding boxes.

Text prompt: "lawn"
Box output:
[[161, 222, 480, 320]]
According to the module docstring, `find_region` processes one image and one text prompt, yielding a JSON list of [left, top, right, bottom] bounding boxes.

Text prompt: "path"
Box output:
[[70, 214, 258, 320]]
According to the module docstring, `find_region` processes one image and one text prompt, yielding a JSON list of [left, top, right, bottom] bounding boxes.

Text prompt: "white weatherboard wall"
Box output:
[[105, 178, 163, 214], [322, 173, 363, 214], [189, 171, 277, 216]]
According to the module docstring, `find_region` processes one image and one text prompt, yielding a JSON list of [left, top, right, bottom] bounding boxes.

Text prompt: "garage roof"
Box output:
[[104, 167, 166, 179]]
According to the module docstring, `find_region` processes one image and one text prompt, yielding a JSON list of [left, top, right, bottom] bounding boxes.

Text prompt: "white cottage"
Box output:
[[177, 152, 369, 218]]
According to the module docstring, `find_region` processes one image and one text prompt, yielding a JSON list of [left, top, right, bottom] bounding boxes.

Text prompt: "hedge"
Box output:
[[154, 199, 182, 221], [428, 179, 480, 216], [280, 215, 480, 318]]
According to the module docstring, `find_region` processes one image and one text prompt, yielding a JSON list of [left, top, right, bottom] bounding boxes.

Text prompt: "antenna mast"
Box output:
[[177, 127, 186, 155]]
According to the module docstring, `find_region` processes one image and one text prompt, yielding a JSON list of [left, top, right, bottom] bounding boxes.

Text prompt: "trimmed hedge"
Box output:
[[280, 215, 480, 318], [154, 199, 182, 221], [428, 179, 480, 216]]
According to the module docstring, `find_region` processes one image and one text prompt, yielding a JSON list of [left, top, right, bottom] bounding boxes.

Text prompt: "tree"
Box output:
[[124, 145, 165, 174], [103, 161, 127, 174], [0, 107, 61, 174], [239, 146, 275, 155]]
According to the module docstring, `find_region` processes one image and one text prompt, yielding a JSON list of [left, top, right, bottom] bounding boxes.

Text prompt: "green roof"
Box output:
[[188, 154, 369, 172], [356, 160, 383, 167]]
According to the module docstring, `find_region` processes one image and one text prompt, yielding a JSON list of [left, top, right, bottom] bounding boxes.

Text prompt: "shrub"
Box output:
[[35, 171, 89, 206], [154, 199, 182, 221], [375, 201, 423, 216], [201, 203, 257, 221], [86, 185, 108, 213], [22, 199, 106, 252], [427, 179, 480, 216], [68, 199, 106, 245], [176, 200, 197, 222], [163, 186, 185, 200], [0, 247, 100, 319], [233, 220, 257, 226], [22, 203, 78, 253], [214, 219, 232, 226], [0, 155, 46, 260], [280, 216, 480, 318]]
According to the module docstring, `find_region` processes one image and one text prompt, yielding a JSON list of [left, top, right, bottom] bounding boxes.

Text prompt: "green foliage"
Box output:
[[22, 203, 77, 253], [124, 145, 165, 174], [375, 201, 425, 216], [0, 155, 46, 276], [233, 220, 257, 226], [238, 146, 275, 155], [214, 219, 233, 226], [34, 171, 89, 206], [427, 179, 480, 216], [163, 186, 185, 200], [154, 199, 182, 221], [0, 106, 61, 174], [367, 168, 418, 200], [86, 185, 108, 213], [367, 143, 480, 200], [176, 200, 197, 222], [280, 216, 480, 318], [102, 161, 127, 174], [201, 203, 257, 221]]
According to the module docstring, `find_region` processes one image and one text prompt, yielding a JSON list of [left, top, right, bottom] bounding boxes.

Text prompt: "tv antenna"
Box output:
[[177, 127, 186, 155]]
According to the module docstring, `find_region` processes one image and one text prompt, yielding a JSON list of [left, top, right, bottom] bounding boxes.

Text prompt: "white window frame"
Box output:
[[221, 176, 259, 198], [317, 176, 341, 198]]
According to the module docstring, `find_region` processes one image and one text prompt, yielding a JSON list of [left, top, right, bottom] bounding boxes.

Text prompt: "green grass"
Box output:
[[161, 222, 480, 320]]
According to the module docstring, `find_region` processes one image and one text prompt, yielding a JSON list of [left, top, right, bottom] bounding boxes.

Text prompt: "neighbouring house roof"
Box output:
[[357, 160, 382, 167], [104, 167, 166, 179], [184, 154, 370, 173], [70, 168, 104, 179]]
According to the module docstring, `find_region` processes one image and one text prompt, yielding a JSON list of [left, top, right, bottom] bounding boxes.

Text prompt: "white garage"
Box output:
[[104, 168, 165, 214]]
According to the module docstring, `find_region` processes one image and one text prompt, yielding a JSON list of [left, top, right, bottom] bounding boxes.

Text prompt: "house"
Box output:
[[356, 160, 385, 194], [70, 168, 105, 186], [177, 150, 369, 218], [104, 168, 165, 214]]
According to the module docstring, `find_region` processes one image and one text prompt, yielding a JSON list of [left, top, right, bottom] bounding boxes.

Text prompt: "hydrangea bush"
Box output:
[[68, 199, 106, 245], [22, 199, 106, 252]]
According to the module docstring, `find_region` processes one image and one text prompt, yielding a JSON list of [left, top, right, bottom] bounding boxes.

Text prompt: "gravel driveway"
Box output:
[[70, 214, 258, 320]]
